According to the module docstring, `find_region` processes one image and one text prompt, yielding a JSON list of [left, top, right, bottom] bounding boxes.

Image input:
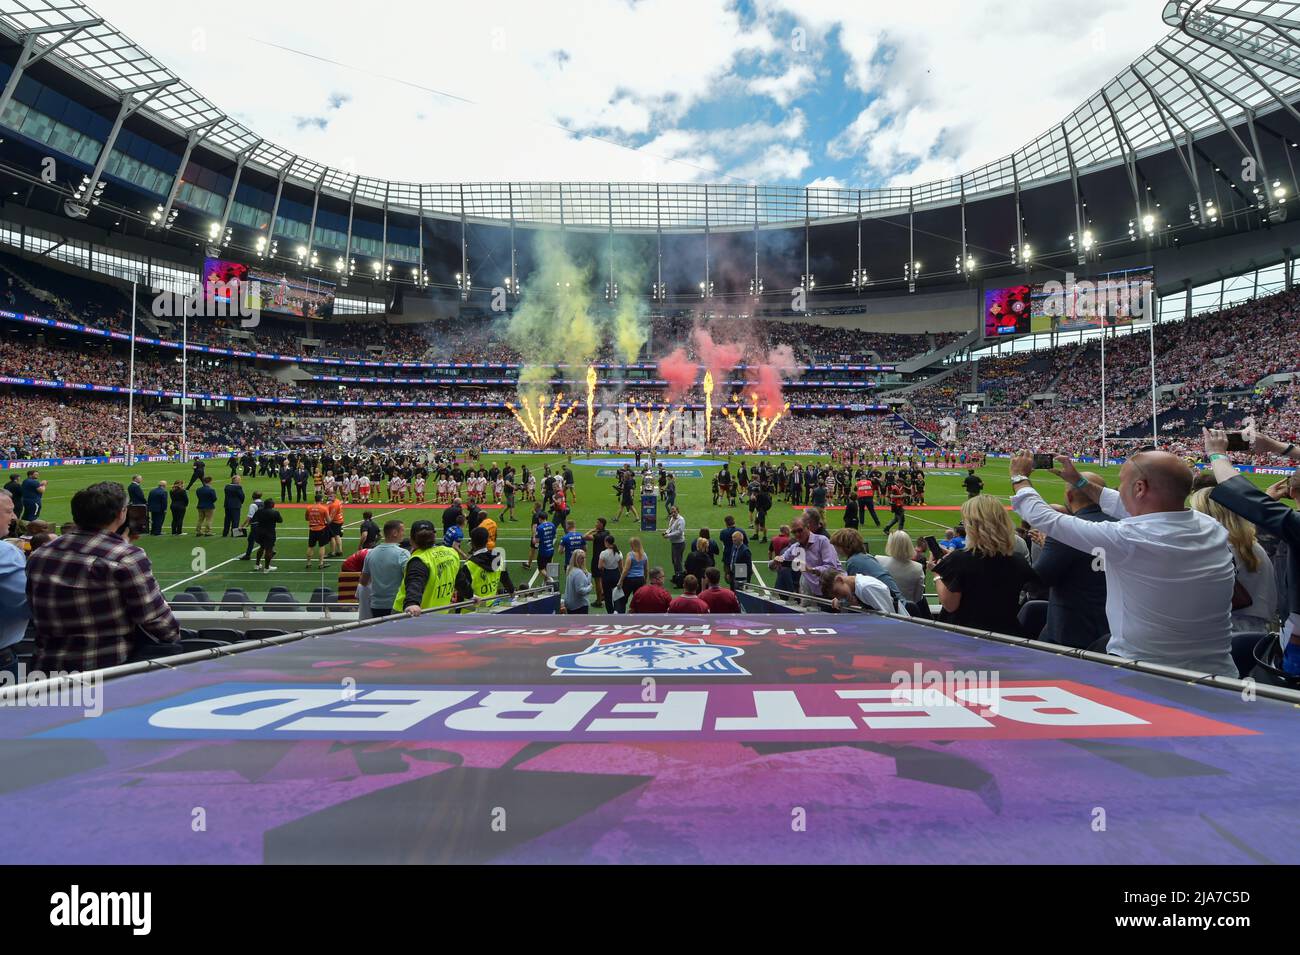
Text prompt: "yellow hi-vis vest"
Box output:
[[464, 558, 503, 611], [394, 546, 460, 613]]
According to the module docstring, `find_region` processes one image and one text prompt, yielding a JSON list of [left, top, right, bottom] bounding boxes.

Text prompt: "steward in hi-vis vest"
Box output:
[[455, 526, 516, 611], [395, 520, 461, 614]]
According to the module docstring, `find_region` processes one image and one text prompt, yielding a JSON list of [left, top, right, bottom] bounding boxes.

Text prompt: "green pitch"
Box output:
[[8, 454, 1285, 607]]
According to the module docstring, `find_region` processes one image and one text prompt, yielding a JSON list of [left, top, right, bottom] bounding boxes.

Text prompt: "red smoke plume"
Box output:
[[692, 327, 744, 381], [748, 344, 801, 417], [657, 347, 699, 401]]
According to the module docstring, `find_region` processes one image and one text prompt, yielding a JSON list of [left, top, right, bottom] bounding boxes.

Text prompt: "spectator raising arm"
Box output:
[[1008, 452, 1132, 557]]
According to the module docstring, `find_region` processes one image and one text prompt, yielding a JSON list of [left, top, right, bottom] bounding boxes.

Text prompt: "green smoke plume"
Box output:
[[507, 230, 599, 404], [609, 237, 650, 363]]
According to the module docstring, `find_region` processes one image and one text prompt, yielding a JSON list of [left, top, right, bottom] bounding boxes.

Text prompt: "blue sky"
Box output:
[[91, 0, 1171, 189]]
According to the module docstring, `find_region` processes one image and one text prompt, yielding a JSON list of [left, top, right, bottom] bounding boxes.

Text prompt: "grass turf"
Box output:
[[9, 453, 1283, 607]]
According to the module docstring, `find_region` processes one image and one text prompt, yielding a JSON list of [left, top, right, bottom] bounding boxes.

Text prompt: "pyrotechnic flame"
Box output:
[[507, 392, 577, 448], [703, 370, 714, 442], [585, 364, 597, 445], [721, 393, 787, 451], [624, 400, 683, 449]]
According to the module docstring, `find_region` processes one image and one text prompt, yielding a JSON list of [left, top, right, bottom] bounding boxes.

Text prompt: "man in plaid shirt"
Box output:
[[26, 482, 180, 672]]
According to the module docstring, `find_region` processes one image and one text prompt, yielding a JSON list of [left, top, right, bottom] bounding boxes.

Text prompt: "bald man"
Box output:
[[1030, 471, 1114, 648], [1008, 449, 1235, 676]]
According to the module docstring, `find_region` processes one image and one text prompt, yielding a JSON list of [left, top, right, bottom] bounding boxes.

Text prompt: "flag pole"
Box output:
[[1147, 282, 1158, 448], [127, 281, 137, 466]]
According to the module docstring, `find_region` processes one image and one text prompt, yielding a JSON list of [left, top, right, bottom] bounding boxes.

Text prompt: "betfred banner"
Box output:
[[1, 613, 1296, 864]]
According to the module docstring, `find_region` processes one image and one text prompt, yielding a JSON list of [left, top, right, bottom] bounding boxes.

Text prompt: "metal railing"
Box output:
[[740, 583, 1300, 705], [739, 583, 872, 614], [1, 586, 556, 701]]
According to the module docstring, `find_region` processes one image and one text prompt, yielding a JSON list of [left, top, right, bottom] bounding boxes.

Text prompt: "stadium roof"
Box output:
[[1, 0, 1299, 229]]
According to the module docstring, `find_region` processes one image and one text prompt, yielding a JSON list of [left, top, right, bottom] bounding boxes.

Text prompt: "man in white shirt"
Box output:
[[663, 505, 687, 585], [821, 570, 899, 614], [1008, 450, 1235, 676]]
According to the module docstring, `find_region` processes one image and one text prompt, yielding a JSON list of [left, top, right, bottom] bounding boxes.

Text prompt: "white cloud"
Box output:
[[89, 0, 779, 183], [763, 0, 1168, 186], [81, 0, 1171, 190], [748, 63, 815, 107], [806, 175, 846, 189], [730, 145, 812, 182]]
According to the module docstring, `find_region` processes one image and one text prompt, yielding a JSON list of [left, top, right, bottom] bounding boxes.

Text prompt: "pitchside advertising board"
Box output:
[[1, 613, 1297, 864]]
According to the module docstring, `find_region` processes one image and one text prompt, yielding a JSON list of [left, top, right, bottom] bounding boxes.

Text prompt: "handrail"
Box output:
[[739, 582, 872, 613], [740, 582, 1300, 705], [0, 585, 555, 702]]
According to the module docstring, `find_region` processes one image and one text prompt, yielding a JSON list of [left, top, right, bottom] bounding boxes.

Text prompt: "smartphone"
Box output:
[[125, 504, 148, 536], [1032, 453, 1056, 471], [923, 535, 945, 562], [1226, 432, 1250, 453]]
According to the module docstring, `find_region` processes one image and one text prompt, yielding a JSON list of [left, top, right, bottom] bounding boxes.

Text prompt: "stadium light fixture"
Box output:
[[903, 261, 920, 293], [651, 281, 666, 302], [749, 277, 764, 297], [604, 281, 619, 303], [698, 280, 714, 299], [800, 273, 815, 291], [850, 268, 868, 289]]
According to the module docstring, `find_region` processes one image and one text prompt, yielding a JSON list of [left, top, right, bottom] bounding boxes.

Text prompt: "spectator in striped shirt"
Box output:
[[25, 481, 179, 672]]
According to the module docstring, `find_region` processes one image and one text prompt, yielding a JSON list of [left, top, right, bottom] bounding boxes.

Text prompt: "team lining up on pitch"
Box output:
[[5, 426, 1300, 693]]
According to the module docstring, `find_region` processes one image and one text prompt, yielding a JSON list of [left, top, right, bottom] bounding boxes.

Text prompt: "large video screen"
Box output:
[[203, 258, 336, 320], [1045, 267, 1154, 332], [984, 267, 1154, 338], [984, 285, 1032, 337]]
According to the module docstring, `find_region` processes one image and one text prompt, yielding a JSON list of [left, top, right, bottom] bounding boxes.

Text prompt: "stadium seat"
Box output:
[[169, 592, 197, 608], [1017, 600, 1048, 641], [1231, 632, 1271, 679], [905, 599, 933, 620], [197, 628, 244, 644], [129, 641, 184, 662], [184, 586, 215, 611], [221, 588, 251, 608], [264, 591, 301, 611], [244, 628, 291, 641], [308, 587, 335, 608], [265, 586, 291, 598], [179, 638, 233, 654]]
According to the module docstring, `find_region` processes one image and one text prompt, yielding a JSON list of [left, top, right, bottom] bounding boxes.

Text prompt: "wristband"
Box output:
[[1072, 476, 1089, 490], [1209, 453, 1230, 463]]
